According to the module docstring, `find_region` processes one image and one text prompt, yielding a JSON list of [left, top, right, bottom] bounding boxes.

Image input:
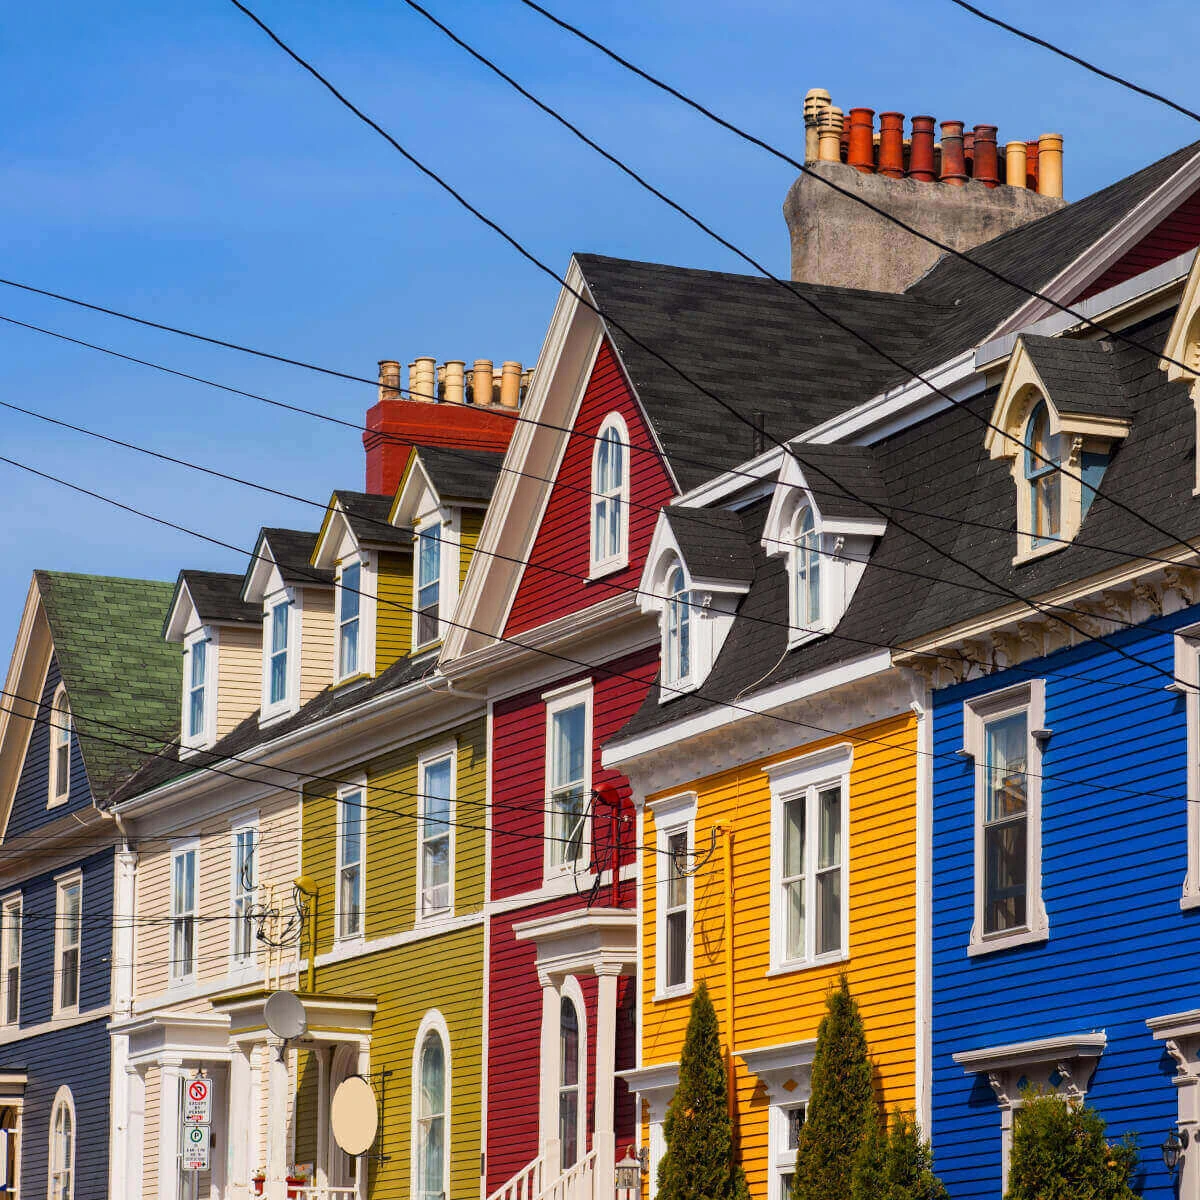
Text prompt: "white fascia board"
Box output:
[[977, 247, 1198, 370], [602, 649, 891, 770], [163, 580, 200, 644]]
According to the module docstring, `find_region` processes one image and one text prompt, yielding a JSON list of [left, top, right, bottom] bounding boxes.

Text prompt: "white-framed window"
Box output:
[[417, 747, 455, 921], [964, 679, 1049, 955], [543, 682, 593, 876], [0, 894, 20, 1026], [771, 1103, 807, 1200], [663, 565, 693, 691], [792, 505, 821, 633], [590, 413, 630, 577], [1025, 403, 1061, 548], [557, 981, 587, 1170], [169, 845, 197, 982], [48, 1086, 75, 1200], [230, 821, 258, 965], [52, 874, 81, 1014], [337, 560, 363, 680], [414, 525, 442, 649], [261, 591, 301, 720], [766, 744, 852, 973], [48, 685, 72, 807], [650, 793, 697, 999], [412, 1011, 451, 1200], [1175, 630, 1200, 908], [181, 628, 217, 751], [336, 784, 366, 940]]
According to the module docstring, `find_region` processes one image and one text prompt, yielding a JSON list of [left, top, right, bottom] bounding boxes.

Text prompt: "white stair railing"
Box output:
[[538, 1149, 597, 1200], [487, 1155, 545, 1200]]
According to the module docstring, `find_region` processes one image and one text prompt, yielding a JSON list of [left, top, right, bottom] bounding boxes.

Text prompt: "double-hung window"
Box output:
[[268, 601, 290, 707], [544, 684, 592, 874], [54, 875, 82, 1012], [170, 847, 197, 982], [414, 1024, 449, 1200], [418, 752, 454, 919], [767, 745, 851, 971], [49, 686, 72, 805], [415, 527, 441, 648], [187, 638, 208, 739], [965, 681, 1049, 954], [664, 566, 692, 690], [651, 793, 696, 997], [337, 788, 365, 939], [1025, 403, 1061, 548], [337, 562, 362, 679], [0, 896, 20, 1025], [792, 506, 821, 632], [591, 414, 629, 575], [231, 824, 257, 964], [772, 1104, 806, 1200]]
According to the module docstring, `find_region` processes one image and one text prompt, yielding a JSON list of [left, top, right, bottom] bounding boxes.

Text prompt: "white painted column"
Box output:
[[125, 1065, 146, 1200], [109, 1032, 131, 1199], [160, 1059, 185, 1200], [265, 1038, 290, 1200], [354, 1041, 372, 1200], [315, 1047, 332, 1191], [228, 1043, 252, 1196], [109, 847, 139, 1198], [537, 972, 561, 1180], [593, 969, 620, 1200]]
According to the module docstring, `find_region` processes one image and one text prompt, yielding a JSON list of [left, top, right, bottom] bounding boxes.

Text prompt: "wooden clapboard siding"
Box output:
[[930, 613, 1198, 1200], [460, 509, 485, 592], [503, 339, 675, 636], [375, 551, 413, 673], [299, 586, 335, 703], [143, 1063, 161, 1200], [216, 625, 262, 738], [640, 712, 917, 1200]]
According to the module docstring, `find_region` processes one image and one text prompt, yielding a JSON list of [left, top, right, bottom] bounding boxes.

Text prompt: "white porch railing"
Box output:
[[487, 1156, 545, 1200], [539, 1149, 597, 1200], [289, 1187, 357, 1200]]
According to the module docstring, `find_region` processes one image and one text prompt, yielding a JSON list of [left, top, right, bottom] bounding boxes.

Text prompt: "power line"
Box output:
[[944, 0, 1200, 125], [224, 0, 1188, 689]]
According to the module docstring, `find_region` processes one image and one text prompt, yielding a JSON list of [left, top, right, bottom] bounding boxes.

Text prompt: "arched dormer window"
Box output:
[[1025, 403, 1061, 547], [792, 506, 821, 631], [591, 414, 630, 576], [664, 565, 692, 689], [48, 1085, 75, 1200], [48, 686, 71, 807]]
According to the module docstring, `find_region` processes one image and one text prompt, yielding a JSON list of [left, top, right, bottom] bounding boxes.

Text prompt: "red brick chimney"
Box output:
[[363, 357, 531, 495]]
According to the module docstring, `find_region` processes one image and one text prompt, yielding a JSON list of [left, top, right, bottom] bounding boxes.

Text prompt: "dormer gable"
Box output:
[[164, 570, 260, 755], [1161, 250, 1200, 386], [985, 334, 1131, 562], [761, 446, 887, 645], [638, 507, 754, 699], [242, 529, 334, 727], [392, 446, 504, 652]]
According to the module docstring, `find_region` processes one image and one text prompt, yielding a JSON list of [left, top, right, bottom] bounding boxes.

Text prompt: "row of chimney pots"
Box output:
[[803, 89, 1064, 198], [377, 357, 533, 408]]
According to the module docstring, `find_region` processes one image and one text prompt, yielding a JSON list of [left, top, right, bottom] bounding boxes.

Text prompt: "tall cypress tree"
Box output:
[[793, 976, 874, 1200], [657, 981, 749, 1200], [883, 1110, 949, 1200]]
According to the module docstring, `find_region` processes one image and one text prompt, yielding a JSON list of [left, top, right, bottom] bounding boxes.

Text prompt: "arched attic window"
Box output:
[[664, 565, 692, 690], [48, 685, 72, 807], [591, 414, 630, 576], [1025, 402, 1061, 548], [792, 505, 821, 632]]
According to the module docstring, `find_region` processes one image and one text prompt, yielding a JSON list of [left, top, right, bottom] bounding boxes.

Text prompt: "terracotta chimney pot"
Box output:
[[1005, 140, 1028, 189], [471, 359, 494, 407], [877, 112, 905, 178], [816, 107, 844, 163], [444, 360, 466, 405], [939, 121, 968, 185], [972, 125, 999, 188], [847, 108, 876, 174], [499, 361, 523, 409], [378, 360, 400, 403], [963, 128, 976, 174], [908, 116, 936, 182], [1037, 133, 1063, 199], [411, 357, 437, 403], [804, 88, 832, 162], [1025, 139, 1040, 191]]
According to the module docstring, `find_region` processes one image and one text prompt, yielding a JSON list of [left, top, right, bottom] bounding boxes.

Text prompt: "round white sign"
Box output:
[[330, 1076, 378, 1156]]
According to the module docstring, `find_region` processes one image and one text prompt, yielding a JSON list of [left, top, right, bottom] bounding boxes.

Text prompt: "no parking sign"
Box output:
[[184, 1077, 213, 1124]]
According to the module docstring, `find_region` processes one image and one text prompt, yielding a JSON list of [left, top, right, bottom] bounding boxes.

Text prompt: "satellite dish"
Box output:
[[331, 1076, 379, 1156], [264, 990, 308, 1042]]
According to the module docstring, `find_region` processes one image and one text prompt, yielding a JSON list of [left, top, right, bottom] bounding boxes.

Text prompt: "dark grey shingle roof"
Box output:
[[413, 446, 505, 504], [177, 571, 259, 627], [664, 508, 756, 585], [334, 491, 411, 548], [1020, 335, 1130, 420], [258, 528, 333, 587], [792, 445, 887, 520]]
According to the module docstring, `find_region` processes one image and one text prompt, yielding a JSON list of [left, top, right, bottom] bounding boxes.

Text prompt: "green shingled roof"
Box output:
[[35, 570, 180, 803]]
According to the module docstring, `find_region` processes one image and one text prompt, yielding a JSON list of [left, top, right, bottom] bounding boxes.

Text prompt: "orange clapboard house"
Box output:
[[602, 452, 927, 1200]]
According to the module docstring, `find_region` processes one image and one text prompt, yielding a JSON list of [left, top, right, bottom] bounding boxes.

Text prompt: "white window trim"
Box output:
[[168, 842, 199, 986], [52, 870, 82, 1017], [769, 1101, 807, 1200], [410, 1008, 452, 1200], [963, 679, 1050, 955], [557, 975, 588, 1171], [334, 553, 377, 683], [788, 504, 826, 647], [47, 683, 71, 809], [412, 509, 461, 652], [589, 412, 631, 579], [542, 681, 594, 882], [335, 780, 367, 943], [0, 892, 20, 1027], [180, 626, 218, 755], [765, 744, 853, 975], [47, 1084, 76, 1200], [650, 792, 697, 1000], [736, 1038, 817, 1200], [260, 588, 303, 725], [229, 815, 259, 968], [416, 742, 457, 924], [661, 561, 696, 695]]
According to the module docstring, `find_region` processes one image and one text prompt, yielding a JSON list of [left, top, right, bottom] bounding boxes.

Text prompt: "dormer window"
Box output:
[[591, 414, 630, 576], [48, 685, 71, 807], [260, 590, 300, 721], [415, 527, 441, 648], [337, 561, 362, 680], [181, 629, 216, 750], [792, 506, 821, 632], [664, 566, 693, 689], [268, 601, 289, 705], [1025, 403, 1061, 547]]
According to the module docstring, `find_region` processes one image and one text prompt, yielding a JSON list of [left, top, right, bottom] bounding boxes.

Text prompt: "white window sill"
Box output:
[[787, 627, 829, 651], [658, 675, 698, 704], [653, 983, 693, 1004], [967, 926, 1048, 957], [51, 1005, 80, 1021], [179, 740, 215, 760], [415, 909, 456, 928], [46, 795, 69, 810], [1181, 889, 1200, 911], [227, 958, 259, 982], [166, 975, 199, 996], [259, 702, 298, 729], [589, 553, 629, 581], [333, 931, 365, 948], [766, 949, 849, 978], [1013, 539, 1068, 567]]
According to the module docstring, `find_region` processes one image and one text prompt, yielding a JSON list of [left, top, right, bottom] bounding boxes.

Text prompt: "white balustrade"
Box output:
[[487, 1155, 545, 1200]]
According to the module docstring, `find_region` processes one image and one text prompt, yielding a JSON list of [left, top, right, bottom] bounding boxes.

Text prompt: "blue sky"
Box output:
[[1, 0, 1196, 668]]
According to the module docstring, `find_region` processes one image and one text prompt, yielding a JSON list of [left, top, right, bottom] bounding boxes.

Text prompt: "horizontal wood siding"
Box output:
[[143, 1063, 161, 1200], [1078, 189, 1200, 300], [376, 550, 414, 672], [504, 339, 675, 636], [6, 653, 92, 837], [460, 510, 485, 592], [931, 614, 1198, 1200], [489, 648, 658, 902], [299, 586, 335, 703], [639, 713, 917, 1200], [216, 625, 263, 738]]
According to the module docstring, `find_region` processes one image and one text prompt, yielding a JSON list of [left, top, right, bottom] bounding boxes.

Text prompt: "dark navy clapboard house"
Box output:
[[0, 572, 177, 1200]]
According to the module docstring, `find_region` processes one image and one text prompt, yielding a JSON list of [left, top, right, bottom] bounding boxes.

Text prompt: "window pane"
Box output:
[[552, 705, 586, 790], [423, 836, 451, 911], [559, 1089, 579, 1168], [984, 819, 1028, 933], [785, 879, 805, 961], [339, 866, 361, 937], [817, 788, 841, 870], [985, 714, 1027, 822], [422, 760, 453, 827], [816, 868, 841, 956], [559, 999, 579, 1086], [666, 910, 687, 988], [551, 787, 587, 865], [783, 797, 805, 879], [271, 603, 288, 653], [419, 532, 440, 589], [55, 741, 70, 798], [340, 563, 361, 621], [190, 640, 206, 689], [270, 650, 288, 705], [666, 832, 687, 910], [339, 618, 359, 677], [786, 1106, 806, 1149], [341, 798, 363, 865]]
